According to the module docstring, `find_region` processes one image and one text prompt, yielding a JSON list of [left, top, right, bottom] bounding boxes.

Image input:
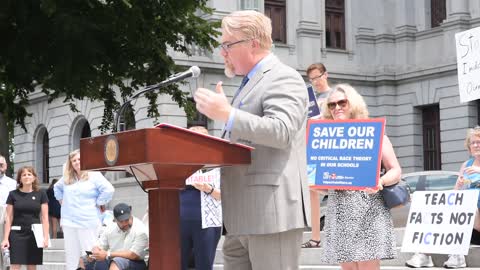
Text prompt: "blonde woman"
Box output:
[[54, 149, 114, 270], [1, 166, 49, 270], [406, 127, 480, 268], [321, 84, 401, 270]]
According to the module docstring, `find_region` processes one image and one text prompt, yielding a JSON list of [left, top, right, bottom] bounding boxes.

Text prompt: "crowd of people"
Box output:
[[1, 8, 480, 270], [0, 150, 148, 270]]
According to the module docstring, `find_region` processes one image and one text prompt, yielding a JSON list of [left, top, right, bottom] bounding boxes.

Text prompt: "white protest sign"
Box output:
[[455, 26, 480, 103], [184, 168, 223, 229], [185, 169, 219, 185], [199, 168, 222, 228], [401, 190, 479, 255]]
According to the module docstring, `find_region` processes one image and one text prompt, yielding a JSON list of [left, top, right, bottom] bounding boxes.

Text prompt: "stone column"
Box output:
[[394, 0, 417, 33], [295, 0, 323, 69], [447, 0, 470, 21]]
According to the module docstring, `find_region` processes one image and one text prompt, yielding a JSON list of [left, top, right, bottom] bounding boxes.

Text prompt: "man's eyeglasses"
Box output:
[[308, 73, 325, 83], [327, 99, 348, 110], [220, 39, 252, 52]]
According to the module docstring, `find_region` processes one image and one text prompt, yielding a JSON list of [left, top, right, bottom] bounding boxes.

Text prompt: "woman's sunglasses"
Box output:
[[327, 99, 348, 110]]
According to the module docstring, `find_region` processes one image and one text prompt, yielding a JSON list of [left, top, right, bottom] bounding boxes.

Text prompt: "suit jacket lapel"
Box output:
[[232, 55, 279, 108]]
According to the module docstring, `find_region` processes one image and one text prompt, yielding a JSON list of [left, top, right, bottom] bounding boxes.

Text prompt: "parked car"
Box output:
[[391, 170, 460, 227], [318, 170, 460, 230]]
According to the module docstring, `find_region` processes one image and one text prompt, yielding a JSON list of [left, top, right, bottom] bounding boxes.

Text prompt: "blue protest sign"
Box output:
[[306, 118, 385, 190], [306, 85, 320, 118]]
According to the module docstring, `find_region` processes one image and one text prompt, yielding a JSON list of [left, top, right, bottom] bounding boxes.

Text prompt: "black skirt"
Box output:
[[9, 228, 43, 265]]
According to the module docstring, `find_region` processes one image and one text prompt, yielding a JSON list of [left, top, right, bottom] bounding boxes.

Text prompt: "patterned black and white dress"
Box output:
[[322, 190, 396, 263]]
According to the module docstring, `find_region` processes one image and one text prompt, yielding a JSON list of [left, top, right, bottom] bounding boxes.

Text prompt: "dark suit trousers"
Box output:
[[181, 219, 221, 270]]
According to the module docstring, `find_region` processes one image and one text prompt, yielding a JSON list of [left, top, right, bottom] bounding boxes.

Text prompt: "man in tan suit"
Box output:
[[194, 10, 310, 270]]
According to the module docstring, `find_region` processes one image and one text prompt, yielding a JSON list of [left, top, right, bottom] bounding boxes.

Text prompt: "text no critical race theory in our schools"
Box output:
[[307, 118, 385, 190]]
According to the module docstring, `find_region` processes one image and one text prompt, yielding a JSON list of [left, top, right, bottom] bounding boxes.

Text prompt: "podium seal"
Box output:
[[104, 135, 119, 166]]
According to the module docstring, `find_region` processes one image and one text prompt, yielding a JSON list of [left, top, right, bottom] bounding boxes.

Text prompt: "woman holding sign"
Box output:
[[450, 129, 480, 267], [320, 84, 402, 270], [180, 126, 222, 270], [406, 127, 480, 268]]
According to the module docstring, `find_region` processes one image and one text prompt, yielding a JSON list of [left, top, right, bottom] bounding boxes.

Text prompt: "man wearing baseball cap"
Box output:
[[81, 203, 149, 270]]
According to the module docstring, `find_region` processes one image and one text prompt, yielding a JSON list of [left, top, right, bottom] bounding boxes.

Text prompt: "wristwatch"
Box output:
[[106, 251, 111, 260], [205, 184, 215, 195]]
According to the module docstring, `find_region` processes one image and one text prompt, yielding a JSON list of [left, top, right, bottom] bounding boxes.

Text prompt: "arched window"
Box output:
[[81, 122, 91, 138], [71, 117, 91, 151], [43, 131, 49, 183], [35, 126, 49, 183], [119, 104, 136, 131]]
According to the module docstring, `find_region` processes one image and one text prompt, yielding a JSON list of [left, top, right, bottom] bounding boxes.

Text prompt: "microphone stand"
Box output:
[[113, 78, 176, 133], [113, 66, 200, 132]]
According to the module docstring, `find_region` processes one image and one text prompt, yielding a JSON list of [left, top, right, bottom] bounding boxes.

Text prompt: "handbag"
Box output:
[[381, 180, 411, 209]]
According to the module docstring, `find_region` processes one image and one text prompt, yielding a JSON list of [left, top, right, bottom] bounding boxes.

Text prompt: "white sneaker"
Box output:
[[405, 253, 434, 268], [443, 254, 466, 268]]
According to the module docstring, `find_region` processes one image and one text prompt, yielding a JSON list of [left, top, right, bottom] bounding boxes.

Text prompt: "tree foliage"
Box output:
[[0, 0, 220, 132]]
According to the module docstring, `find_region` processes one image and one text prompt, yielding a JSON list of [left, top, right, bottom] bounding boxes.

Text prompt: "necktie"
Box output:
[[231, 76, 249, 105], [222, 76, 250, 139]]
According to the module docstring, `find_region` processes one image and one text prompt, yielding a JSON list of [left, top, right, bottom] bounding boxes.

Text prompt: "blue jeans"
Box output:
[[85, 257, 147, 270]]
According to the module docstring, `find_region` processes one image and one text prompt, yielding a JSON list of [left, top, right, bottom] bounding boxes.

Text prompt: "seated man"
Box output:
[[83, 203, 149, 270]]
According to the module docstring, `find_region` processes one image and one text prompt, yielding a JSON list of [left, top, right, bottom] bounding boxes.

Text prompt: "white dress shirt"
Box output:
[[98, 217, 149, 259], [0, 175, 17, 205]]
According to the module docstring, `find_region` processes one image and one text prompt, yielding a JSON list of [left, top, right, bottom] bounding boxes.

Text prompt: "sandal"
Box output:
[[301, 239, 321, 248]]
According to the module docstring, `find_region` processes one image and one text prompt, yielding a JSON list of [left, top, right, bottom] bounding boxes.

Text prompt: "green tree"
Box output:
[[0, 113, 14, 176], [0, 0, 220, 134]]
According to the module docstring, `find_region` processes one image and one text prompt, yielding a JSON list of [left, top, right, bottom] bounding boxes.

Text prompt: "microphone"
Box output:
[[167, 66, 201, 84], [129, 66, 201, 101], [113, 66, 201, 132]]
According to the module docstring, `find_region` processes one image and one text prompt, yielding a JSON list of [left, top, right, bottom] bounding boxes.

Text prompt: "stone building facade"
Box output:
[[14, 0, 480, 216]]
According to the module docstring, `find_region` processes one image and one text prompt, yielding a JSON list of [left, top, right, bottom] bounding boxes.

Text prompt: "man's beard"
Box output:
[[224, 62, 236, 79], [120, 223, 132, 232]]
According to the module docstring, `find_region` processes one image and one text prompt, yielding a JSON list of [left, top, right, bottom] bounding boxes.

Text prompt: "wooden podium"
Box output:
[[80, 124, 252, 269]]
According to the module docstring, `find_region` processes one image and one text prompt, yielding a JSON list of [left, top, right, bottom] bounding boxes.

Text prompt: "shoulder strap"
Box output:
[[466, 158, 475, 167], [380, 161, 386, 176]]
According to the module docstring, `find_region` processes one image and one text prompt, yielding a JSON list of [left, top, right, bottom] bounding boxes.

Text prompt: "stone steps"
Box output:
[[213, 228, 480, 268], [39, 228, 480, 269], [38, 239, 65, 269]]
